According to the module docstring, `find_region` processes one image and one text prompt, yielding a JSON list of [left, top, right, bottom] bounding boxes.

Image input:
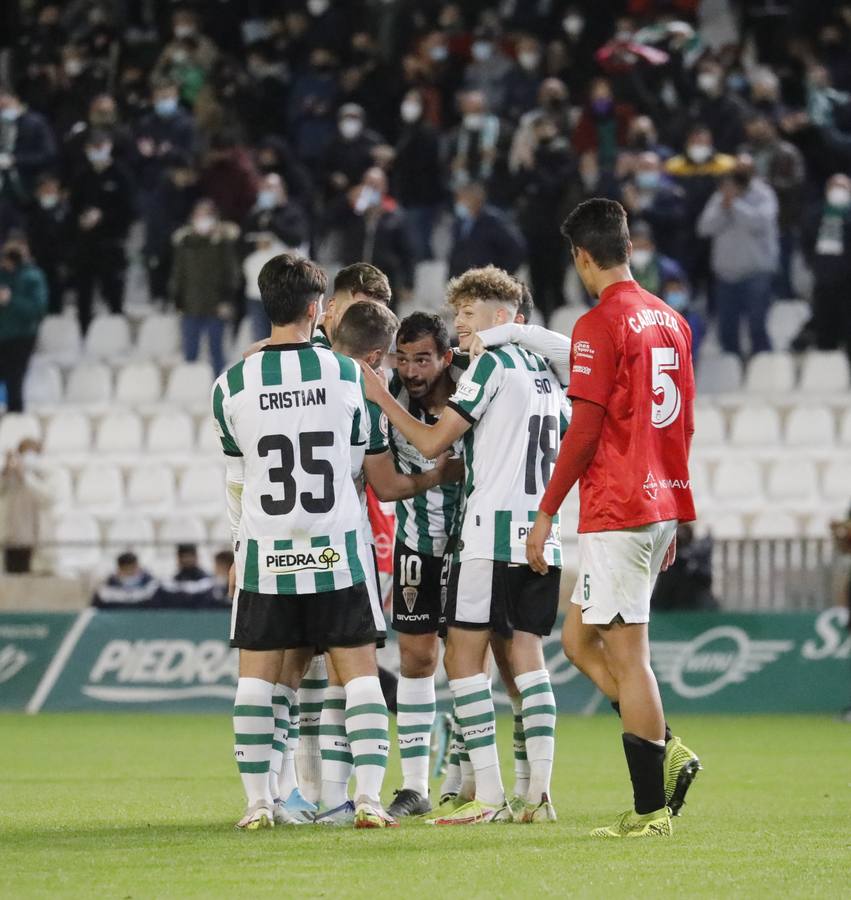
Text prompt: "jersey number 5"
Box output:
[[651, 347, 681, 429], [258, 431, 334, 515]]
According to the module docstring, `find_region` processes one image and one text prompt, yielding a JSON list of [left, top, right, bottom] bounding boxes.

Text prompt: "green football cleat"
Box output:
[[664, 736, 702, 816], [590, 807, 672, 838], [514, 793, 557, 824], [353, 796, 399, 829], [429, 798, 512, 826], [235, 801, 274, 831], [419, 792, 463, 820]]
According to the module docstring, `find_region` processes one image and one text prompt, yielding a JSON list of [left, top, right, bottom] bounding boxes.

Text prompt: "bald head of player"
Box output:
[[333, 300, 399, 370], [447, 265, 524, 352], [321, 262, 392, 342], [561, 198, 634, 299], [257, 252, 328, 341]]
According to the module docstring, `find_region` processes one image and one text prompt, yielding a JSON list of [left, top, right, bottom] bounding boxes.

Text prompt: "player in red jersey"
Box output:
[[526, 199, 701, 838]]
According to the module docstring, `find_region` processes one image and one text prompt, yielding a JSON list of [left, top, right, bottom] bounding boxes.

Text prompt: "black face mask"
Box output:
[[733, 171, 752, 189]]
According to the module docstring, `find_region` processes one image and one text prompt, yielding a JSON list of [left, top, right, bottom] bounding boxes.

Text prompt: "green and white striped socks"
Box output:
[[269, 683, 291, 799], [449, 673, 504, 806], [296, 655, 326, 804], [345, 675, 390, 802], [233, 677, 274, 807], [515, 668, 556, 801], [275, 684, 298, 801], [320, 685, 352, 808], [397, 675, 436, 797], [510, 695, 530, 797]]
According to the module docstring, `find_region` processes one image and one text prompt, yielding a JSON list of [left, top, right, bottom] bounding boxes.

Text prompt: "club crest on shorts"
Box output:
[[402, 586, 418, 613]]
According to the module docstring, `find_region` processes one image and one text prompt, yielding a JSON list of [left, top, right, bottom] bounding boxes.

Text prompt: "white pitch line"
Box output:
[[26, 607, 96, 714]]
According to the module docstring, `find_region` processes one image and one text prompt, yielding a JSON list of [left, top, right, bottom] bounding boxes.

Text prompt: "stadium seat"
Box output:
[[147, 410, 195, 454], [136, 313, 181, 361], [730, 406, 781, 447], [103, 515, 156, 567], [177, 463, 223, 512], [822, 461, 851, 502], [197, 418, 221, 454], [157, 514, 207, 547], [49, 465, 74, 507], [749, 511, 801, 538], [803, 514, 835, 539], [692, 405, 726, 448], [0, 412, 42, 452], [696, 353, 743, 394], [784, 406, 835, 447], [206, 515, 231, 547], [126, 463, 176, 511], [23, 360, 63, 408], [35, 314, 82, 364], [75, 464, 123, 513], [228, 316, 254, 365], [744, 351, 796, 394], [115, 361, 163, 405], [65, 362, 113, 406], [799, 351, 850, 393], [549, 305, 585, 339], [766, 459, 818, 504], [712, 458, 763, 505], [766, 300, 810, 350], [840, 409, 851, 446], [43, 411, 92, 455], [413, 260, 448, 309], [84, 314, 132, 361], [95, 411, 144, 454], [165, 362, 214, 410], [689, 459, 711, 505], [51, 511, 102, 575], [699, 511, 746, 539]]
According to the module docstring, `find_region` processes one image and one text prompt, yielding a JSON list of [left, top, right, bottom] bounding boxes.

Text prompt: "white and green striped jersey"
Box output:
[[311, 326, 332, 350], [447, 343, 569, 567], [388, 374, 463, 558], [352, 398, 390, 546], [212, 342, 371, 595]]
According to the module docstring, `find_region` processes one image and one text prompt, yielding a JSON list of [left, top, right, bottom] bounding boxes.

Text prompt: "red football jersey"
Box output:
[[568, 280, 696, 533]]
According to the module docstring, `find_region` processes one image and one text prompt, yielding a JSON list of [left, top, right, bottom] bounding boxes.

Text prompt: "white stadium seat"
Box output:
[[413, 260, 448, 309], [103, 515, 156, 567], [799, 351, 850, 393], [0, 412, 42, 452], [165, 362, 214, 409], [766, 300, 810, 350], [95, 411, 144, 454], [36, 314, 82, 364], [822, 461, 851, 502], [692, 405, 726, 448], [749, 511, 801, 538], [696, 353, 743, 394], [698, 512, 746, 540], [51, 511, 101, 575], [158, 514, 206, 546], [548, 305, 586, 339], [712, 458, 763, 504], [784, 406, 835, 447], [146, 411, 194, 454], [688, 459, 711, 505], [136, 313, 181, 361], [840, 409, 851, 446], [23, 360, 63, 408], [65, 362, 112, 406], [177, 463, 222, 512], [84, 314, 132, 361], [43, 411, 92, 454], [126, 463, 176, 511], [197, 418, 221, 454], [75, 464, 123, 512], [744, 351, 796, 394], [730, 406, 781, 447], [115, 361, 162, 405], [766, 459, 818, 504], [206, 515, 231, 547]]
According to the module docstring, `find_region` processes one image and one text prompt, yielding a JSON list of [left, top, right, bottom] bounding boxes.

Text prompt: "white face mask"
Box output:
[[631, 248, 653, 269], [687, 143, 712, 164], [463, 112, 484, 131], [827, 186, 851, 208], [307, 0, 330, 16], [174, 24, 195, 39], [193, 216, 215, 235], [563, 14, 584, 37], [697, 71, 720, 95], [472, 41, 493, 62], [339, 118, 363, 140], [400, 100, 422, 123], [518, 51, 540, 71], [64, 59, 84, 77]]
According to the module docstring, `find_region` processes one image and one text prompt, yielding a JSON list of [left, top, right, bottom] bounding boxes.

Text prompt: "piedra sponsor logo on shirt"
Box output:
[[511, 520, 561, 548], [264, 546, 342, 575]]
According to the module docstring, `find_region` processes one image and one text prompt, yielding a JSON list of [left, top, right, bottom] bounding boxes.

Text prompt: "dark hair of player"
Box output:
[[335, 301, 399, 359], [396, 311, 451, 355], [258, 253, 328, 326], [333, 262, 391, 305], [515, 278, 534, 322], [560, 198, 630, 270]]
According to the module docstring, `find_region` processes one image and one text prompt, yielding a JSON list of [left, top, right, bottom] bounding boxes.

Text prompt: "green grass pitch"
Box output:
[[2, 713, 848, 898]]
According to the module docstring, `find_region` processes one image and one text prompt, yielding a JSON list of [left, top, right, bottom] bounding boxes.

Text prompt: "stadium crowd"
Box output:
[[1, 0, 851, 413]]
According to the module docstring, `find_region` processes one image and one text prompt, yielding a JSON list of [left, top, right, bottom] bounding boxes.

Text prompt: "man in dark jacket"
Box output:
[[321, 103, 383, 203], [92, 553, 162, 608], [69, 131, 135, 333], [0, 88, 57, 190], [448, 182, 526, 277], [27, 174, 73, 314], [242, 173, 310, 253], [0, 239, 48, 412]]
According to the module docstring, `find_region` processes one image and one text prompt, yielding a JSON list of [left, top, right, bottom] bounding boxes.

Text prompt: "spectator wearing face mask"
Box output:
[[242, 173, 310, 256], [62, 93, 131, 181], [793, 175, 851, 359], [26, 174, 72, 314], [447, 90, 512, 204], [502, 35, 545, 124], [629, 221, 687, 299], [155, 7, 219, 75], [392, 89, 444, 261], [322, 103, 384, 202], [0, 439, 55, 574], [0, 88, 57, 190], [661, 275, 704, 363], [697, 154, 779, 358], [624, 115, 673, 160], [620, 151, 687, 261], [688, 58, 748, 154], [68, 131, 135, 333], [0, 240, 47, 413], [330, 166, 415, 302], [572, 77, 634, 171], [741, 113, 806, 299], [92, 553, 163, 608], [448, 181, 526, 278], [509, 78, 571, 173], [463, 26, 514, 115], [286, 47, 342, 169], [169, 199, 240, 374]]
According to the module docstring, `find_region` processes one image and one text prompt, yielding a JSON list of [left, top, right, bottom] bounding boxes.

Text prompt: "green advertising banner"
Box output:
[[0, 613, 76, 710], [10, 607, 845, 714]]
